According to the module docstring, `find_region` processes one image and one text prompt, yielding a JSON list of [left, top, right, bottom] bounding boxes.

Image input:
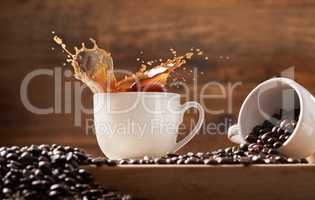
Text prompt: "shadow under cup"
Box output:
[[93, 92, 184, 159]]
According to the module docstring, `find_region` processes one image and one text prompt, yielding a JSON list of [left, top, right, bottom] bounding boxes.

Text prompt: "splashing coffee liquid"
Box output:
[[53, 35, 202, 93]]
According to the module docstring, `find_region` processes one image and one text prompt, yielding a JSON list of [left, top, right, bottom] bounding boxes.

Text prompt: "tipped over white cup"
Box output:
[[228, 78, 315, 159]]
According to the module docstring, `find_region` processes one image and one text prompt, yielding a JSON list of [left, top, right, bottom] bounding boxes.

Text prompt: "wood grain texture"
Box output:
[[86, 164, 315, 200], [0, 0, 315, 155]]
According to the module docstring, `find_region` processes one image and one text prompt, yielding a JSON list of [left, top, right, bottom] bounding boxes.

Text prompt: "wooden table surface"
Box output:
[[86, 164, 315, 200]]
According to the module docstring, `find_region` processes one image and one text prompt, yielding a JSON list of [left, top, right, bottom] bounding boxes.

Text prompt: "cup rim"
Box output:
[[238, 77, 303, 141]]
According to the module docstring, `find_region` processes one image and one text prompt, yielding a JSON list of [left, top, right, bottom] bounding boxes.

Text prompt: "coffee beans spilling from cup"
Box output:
[[245, 109, 299, 149], [0, 145, 133, 200]]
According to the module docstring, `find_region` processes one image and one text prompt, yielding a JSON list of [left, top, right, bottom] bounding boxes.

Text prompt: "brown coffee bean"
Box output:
[[154, 158, 167, 164], [216, 157, 234, 164], [267, 137, 276, 145], [245, 135, 257, 143], [176, 159, 185, 164], [248, 144, 262, 154], [251, 155, 264, 164], [166, 158, 176, 164], [280, 119, 289, 129], [273, 142, 283, 149], [267, 148, 278, 155], [261, 132, 273, 143], [271, 126, 278, 134], [279, 134, 287, 142], [239, 144, 249, 151]]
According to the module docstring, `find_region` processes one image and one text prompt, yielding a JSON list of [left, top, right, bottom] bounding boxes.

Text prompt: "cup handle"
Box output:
[[172, 101, 205, 152], [227, 124, 246, 144]]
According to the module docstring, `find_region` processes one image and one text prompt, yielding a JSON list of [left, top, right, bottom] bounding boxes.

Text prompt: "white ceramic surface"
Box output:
[[228, 78, 315, 158], [93, 92, 204, 159]]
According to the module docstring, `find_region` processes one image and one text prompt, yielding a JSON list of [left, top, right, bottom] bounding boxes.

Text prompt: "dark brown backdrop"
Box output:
[[1, 0, 315, 156]]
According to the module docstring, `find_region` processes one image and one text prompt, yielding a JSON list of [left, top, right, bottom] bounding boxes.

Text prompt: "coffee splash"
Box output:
[[53, 36, 116, 93], [53, 35, 202, 93]]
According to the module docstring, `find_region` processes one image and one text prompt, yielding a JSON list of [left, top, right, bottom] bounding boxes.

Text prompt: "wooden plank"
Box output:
[[86, 164, 315, 200]]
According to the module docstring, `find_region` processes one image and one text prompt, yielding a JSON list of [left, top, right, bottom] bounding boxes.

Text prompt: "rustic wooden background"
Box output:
[[1, 0, 315, 156]]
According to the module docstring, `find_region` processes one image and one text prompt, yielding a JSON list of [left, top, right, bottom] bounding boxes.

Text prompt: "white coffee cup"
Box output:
[[228, 77, 315, 158], [93, 92, 204, 159]]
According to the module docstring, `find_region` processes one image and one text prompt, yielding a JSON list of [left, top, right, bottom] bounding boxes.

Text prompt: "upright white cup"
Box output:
[[228, 78, 315, 158], [93, 92, 204, 159]]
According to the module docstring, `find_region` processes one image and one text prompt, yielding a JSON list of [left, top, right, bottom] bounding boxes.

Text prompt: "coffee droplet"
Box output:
[[53, 36, 63, 45]]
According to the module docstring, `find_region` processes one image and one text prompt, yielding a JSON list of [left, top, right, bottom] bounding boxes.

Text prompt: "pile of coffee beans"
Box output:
[[0, 144, 133, 200]]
